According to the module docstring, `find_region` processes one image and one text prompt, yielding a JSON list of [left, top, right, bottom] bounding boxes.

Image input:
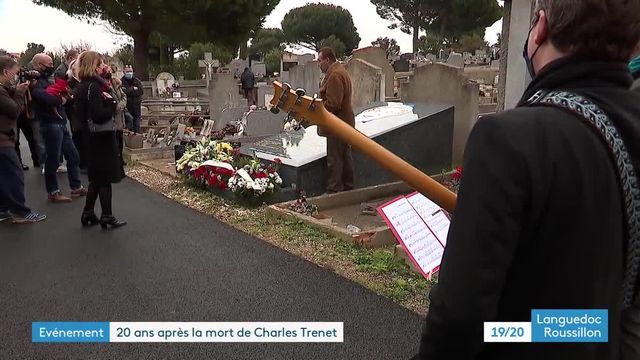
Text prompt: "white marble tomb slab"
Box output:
[[247, 103, 436, 167]]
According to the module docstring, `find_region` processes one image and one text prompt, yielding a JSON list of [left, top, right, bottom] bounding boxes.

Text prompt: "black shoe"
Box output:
[[81, 211, 100, 227], [99, 215, 127, 229], [22, 164, 29, 171]]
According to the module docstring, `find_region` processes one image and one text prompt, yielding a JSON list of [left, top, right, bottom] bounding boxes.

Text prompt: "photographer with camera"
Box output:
[[0, 56, 46, 223], [30, 53, 86, 203], [14, 66, 44, 171]]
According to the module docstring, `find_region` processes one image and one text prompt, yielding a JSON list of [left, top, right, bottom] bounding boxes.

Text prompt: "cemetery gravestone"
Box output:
[[155, 72, 175, 97], [393, 59, 410, 73], [288, 62, 321, 98], [220, 106, 250, 124], [244, 110, 286, 137], [352, 47, 395, 98], [240, 103, 454, 200], [252, 62, 267, 78], [208, 74, 243, 130], [424, 53, 437, 62], [400, 62, 479, 164], [447, 54, 464, 68], [256, 83, 275, 108], [345, 58, 384, 110]]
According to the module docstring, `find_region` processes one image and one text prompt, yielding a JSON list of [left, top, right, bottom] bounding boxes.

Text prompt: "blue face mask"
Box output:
[[124, 73, 134, 79]]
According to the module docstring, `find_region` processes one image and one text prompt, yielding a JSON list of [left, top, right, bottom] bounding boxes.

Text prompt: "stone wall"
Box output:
[[345, 58, 384, 110], [288, 61, 322, 97], [400, 63, 479, 163], [352, 47, 395, 98]]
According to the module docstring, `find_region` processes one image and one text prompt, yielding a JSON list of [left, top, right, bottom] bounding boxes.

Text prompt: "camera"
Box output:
[[18, 68, 40, 83]]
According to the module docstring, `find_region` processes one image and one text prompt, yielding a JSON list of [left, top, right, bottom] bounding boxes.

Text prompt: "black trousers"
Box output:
[[15, 116, 43, 167]]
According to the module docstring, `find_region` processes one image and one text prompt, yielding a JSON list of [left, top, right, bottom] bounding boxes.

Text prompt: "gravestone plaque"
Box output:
[[244, 110, 285, 137], [240, 103, 454, 200]]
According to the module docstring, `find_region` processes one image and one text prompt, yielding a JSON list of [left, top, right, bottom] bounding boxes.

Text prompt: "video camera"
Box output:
[[18, 68, 40, 83]]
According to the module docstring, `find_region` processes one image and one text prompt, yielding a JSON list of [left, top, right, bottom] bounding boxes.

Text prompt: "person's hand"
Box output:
[[102, 92, 113, 99], [16, 82, 30, 94], [61, 96, 67, 105], [133, 86, 138, 91]]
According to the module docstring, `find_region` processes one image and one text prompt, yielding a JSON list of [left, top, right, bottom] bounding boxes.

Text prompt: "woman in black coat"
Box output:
[[73, 51, 126, 229]]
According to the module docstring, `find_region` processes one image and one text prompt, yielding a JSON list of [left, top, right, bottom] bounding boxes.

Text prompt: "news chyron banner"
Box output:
[[484, 310, 608, 343], [32, 322, 344, 343]]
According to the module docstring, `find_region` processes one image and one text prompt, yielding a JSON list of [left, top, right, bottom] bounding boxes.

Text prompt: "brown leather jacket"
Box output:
[[0, 83, 26, 148], [318, 62, 354, 137]]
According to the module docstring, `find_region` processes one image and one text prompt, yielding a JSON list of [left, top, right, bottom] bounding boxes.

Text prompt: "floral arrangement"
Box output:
[[176, 138, 235, 173], [176, 137, 283, 201], [227, 157, 283, 198]]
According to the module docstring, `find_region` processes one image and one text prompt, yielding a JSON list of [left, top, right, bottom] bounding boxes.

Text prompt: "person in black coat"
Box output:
[[415, 1, 640, 360], [240, 67, 256, 106], [73, 51, 126, 229]]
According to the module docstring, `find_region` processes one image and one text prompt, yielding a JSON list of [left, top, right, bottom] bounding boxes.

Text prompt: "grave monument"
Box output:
[[240, 103, 454, 200]]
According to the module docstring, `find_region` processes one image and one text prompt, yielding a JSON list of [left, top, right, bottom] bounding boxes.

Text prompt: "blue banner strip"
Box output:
[[32, 322, 110, 343], [531, 309, 608, 343]]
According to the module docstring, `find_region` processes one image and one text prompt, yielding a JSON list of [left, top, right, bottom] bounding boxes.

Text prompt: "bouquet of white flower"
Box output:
[[227, 158, 283, 198], [176, 138, 235, 173]]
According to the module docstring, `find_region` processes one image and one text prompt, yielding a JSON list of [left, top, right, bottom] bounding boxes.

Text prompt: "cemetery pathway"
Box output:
[[0, 168, 423, 359]]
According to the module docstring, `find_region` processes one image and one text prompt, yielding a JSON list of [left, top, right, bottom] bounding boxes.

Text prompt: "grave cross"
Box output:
[[198, 52, 220, 82]]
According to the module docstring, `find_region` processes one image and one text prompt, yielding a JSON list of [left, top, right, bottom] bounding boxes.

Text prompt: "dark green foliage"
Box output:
[[318, 35, 347, 59], [281, 3, 361, 54], [19, 43, 45, 66], [264, 48, 281, 76], [371, 0, 502, 53], [371, 37, 401, 59], [249, 28, 285, 59], [35, 0, 280, 79]]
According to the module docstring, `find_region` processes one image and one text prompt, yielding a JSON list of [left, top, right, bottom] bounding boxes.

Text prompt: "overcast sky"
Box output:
[[0, 0, 502, 54]]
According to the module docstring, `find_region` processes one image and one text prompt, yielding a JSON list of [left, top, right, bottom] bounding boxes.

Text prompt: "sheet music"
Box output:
[[406, 193, 451, 247], [378, 198, 444, 276]]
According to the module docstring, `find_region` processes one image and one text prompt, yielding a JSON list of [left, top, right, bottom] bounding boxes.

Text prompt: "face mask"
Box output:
[[124, 73, 133, 79], [42, 66, 54, 77], [523, 19, 542, 79]]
